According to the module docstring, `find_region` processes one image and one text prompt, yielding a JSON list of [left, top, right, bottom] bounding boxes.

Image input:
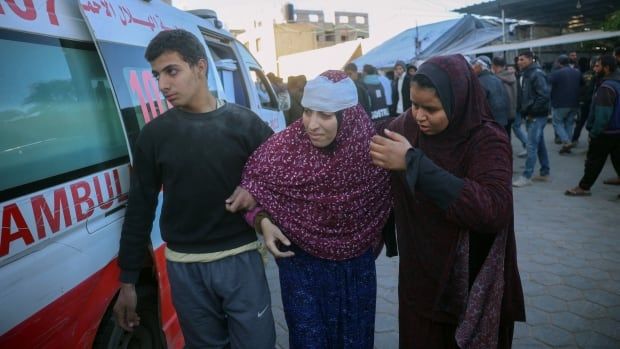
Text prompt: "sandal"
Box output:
[[603, 177, 620, 185], [565, 187, 592, 196]]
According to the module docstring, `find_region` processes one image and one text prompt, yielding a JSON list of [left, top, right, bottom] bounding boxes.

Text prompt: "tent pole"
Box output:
[[415, 21, 420, 58], [502, 9, 506, 44]]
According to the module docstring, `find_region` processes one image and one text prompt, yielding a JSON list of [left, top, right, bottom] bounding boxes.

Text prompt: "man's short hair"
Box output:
[[394, 60, 406, 70], [557, 55, 570, 66], [145, 29, 207, 67], [492, 56, 506, 67], [363, 64, 377, 75], [518, 51, 534, 60], [599, 54, 617, 72], [344, 62, 358, 72], [407, 64, 417, 72]]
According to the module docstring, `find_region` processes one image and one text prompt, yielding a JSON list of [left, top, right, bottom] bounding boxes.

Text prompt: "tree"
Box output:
[[602, 10, 620, 31]]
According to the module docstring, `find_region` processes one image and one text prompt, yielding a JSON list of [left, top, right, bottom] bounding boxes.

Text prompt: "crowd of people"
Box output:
[[274, 48, 620, 196], [270, 47, 620, 197], [509, 49, 620, 193], [113, 28, 620, 349]]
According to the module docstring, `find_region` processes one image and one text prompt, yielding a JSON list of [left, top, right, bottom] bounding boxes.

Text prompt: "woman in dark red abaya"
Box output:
[[370, 54, 525, 348]]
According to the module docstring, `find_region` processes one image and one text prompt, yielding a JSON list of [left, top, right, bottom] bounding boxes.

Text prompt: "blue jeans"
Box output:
[[512, 112, 528, 148], [552, 107, 578, 144], [524, 116, 550, 178]]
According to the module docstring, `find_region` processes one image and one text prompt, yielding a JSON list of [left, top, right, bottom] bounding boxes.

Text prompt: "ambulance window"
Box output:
[[249, 69, 278, 110], [205, 41, 249, 108], [235, 41, 256, 66], [96, 41, 221, 150], [0, 29, 128, 200]]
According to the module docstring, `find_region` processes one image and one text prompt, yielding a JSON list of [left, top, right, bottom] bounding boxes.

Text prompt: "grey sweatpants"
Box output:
[[166, 250, 275, 349]]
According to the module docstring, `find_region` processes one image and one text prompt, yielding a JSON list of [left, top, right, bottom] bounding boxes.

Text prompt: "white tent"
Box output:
[[276, 38, 378, 80], [465, 30, 620, 55], [352, 15, 502, 70]]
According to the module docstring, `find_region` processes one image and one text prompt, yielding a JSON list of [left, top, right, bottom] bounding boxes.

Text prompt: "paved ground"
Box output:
[[265, 124, 620, 348]]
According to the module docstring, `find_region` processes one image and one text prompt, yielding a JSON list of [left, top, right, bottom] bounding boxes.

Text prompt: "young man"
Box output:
[[568, 51, 578, 69], [391, 60, 412, 116], [513, 51, 551, 187], [362, 64, 390, 120], [407, 64, 417, 78], [471, 55, 510, 128], [565, 55, 620, 196], [113, 29, 275, 348], [492, 56, 525, 148], [548, 55, 582, 154], [573, 55, 601, 147], [344, 62, 371, 115]]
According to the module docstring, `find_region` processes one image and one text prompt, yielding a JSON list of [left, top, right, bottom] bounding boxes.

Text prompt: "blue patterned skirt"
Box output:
[[276, 245, 376, 349]]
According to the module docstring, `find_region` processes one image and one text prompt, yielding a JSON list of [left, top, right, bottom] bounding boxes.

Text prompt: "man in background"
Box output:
[[565, 55, 620, 196], [492, 56, 522, 145], [513, 51, 551, 187], [391, 60, 412, 116], [472, 55, 510, 128], [549, 55, 582, 154], [362, 64, 390, 120], [344, 62, 371, 116]]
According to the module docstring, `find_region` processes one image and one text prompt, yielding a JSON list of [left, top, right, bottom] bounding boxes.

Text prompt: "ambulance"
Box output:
[[0, 1, 285, 347]]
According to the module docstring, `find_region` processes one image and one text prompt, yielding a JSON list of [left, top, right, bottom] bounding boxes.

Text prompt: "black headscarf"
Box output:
[[404, 54, 494, 173]]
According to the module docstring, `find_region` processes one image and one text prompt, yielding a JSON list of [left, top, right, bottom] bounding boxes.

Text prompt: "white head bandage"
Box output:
[[301, 74, 358, 113]]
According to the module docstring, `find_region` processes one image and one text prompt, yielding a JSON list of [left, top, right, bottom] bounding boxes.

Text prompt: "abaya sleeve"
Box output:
[[444, 128, 513, 234], [404, 147, 464, 210], [405, 126, 513, 235]]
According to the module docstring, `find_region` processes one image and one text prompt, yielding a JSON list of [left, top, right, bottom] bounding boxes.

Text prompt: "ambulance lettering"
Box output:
[[0, 167, 129, 258], [70, 180, 95, 222], [81, 0, 173, 31], [32, 189, 72, 239], [0, 204, 33, 257], [93, 172, 116, 210], [0, 0, 59, 26]]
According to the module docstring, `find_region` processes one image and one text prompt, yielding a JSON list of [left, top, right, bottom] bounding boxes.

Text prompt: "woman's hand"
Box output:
[[261, 219, 295, 258], [370, 129, 412, 170], [225, 186, 256, 212]]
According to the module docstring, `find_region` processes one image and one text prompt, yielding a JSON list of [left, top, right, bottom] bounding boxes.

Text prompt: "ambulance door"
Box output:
[[233, 40, 287, 132], [203, 32, 251, 108], [0, 2, 131, 347], [215, 59, 245, 105]]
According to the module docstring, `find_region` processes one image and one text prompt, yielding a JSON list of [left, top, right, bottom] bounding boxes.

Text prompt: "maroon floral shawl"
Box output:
[[241, 72, 391, 260]]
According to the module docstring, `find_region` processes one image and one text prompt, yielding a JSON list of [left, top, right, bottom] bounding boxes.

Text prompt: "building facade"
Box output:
[[274, 9, 369, 57]]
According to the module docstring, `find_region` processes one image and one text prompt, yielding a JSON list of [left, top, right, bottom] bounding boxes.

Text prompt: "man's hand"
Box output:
[[261, 219, 295, 258], [225, 186, 256, 212], [370, 129, 412, 170], [113, 283, 140, 331]]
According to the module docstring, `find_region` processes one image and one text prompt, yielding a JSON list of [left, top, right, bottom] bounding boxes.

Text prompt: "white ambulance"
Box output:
[[0, 1, 285, 347]]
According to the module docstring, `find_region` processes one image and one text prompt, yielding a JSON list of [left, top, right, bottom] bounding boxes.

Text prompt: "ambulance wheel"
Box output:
[[93, 285, 165, 349]]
